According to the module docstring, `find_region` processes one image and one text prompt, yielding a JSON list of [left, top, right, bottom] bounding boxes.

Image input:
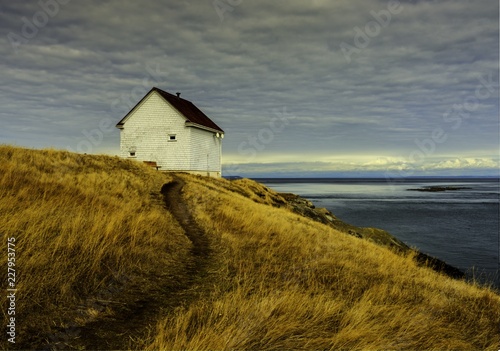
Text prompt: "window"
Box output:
[[128, 146, 137, 157], [168, 134, 177, 142]]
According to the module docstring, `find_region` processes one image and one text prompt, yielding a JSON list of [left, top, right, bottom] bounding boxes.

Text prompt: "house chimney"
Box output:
[[176, 92, 181, 98]]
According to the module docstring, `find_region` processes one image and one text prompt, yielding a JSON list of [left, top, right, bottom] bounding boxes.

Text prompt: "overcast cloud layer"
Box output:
[[1, 0, 498, 177]]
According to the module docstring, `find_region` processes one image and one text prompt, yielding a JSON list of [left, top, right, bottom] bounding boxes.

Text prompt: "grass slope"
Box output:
[[1, 146, 499, 350], [0, 146, 189, 349]]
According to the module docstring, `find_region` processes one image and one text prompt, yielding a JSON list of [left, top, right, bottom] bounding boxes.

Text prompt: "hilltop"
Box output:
[[1, 145, 499, 350]]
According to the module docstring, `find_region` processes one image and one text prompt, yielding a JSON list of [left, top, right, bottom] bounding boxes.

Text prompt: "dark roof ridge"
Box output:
[[153, 87, 224, 133], [116, 87, 224, 133]]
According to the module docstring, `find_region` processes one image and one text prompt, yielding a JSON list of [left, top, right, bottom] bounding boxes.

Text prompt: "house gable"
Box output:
[[116, 87, 224, 134], [117, 91, 190, 168], [116, 87, 224, 177]]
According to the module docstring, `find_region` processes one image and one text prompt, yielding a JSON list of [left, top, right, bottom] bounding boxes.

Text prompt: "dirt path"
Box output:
[[161, 178, 211, 262], [44, 176, 212, 350]]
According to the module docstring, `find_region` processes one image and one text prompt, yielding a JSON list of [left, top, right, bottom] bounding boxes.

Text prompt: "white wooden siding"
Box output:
[[189, 127, 222, 172], [119, 91, 222, 175]]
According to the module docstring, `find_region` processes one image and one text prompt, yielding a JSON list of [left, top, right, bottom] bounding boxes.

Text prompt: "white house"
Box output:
[[116, 87, 224, 177]]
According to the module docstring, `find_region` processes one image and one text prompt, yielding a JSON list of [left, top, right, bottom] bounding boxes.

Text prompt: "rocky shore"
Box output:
[[227, 178, 465, 280], [278, 192, 465, 279]]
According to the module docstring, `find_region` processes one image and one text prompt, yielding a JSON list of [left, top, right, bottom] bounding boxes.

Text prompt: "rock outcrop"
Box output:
[[279, 193, 410, 251], [225, 178, 464, 279], [278, 192, 464, 279]]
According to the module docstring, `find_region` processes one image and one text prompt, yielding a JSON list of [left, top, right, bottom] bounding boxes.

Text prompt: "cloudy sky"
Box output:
[[1, 0, 498, 177]]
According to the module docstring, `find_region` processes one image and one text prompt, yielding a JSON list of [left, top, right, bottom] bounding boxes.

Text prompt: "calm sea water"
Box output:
[[257, 177, 500, 289]]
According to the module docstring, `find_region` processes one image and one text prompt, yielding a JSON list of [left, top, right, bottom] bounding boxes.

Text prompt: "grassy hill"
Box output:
[[1, 145, 499, 350]]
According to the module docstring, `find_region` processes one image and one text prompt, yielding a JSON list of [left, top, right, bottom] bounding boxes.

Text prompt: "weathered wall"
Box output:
[[189, 127, 222, 173], [119, 91, 222, 176]]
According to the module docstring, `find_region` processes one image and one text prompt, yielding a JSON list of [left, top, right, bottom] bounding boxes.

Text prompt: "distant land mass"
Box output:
[[407, 186, 473, 192]]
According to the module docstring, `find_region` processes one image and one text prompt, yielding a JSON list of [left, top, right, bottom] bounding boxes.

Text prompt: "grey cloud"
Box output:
[[224, 156, 499, 178], [0, 0, 497, 175]]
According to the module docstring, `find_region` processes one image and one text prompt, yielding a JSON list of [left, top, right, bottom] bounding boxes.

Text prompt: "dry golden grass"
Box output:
[[1, 146, 499, 350], [0, 145, 189, 348], [145, 173, 500, 351]]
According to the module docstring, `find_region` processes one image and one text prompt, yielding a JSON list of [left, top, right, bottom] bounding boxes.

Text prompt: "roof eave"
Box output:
[[185, 121, 224, 134]]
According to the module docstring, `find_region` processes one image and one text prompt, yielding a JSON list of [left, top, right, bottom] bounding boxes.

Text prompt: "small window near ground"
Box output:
[[129, 152, 136, 157], [168, 134, 177, 142]]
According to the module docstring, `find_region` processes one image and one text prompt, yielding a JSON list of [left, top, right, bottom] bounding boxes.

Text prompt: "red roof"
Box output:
[[116, 87, 224, 133]]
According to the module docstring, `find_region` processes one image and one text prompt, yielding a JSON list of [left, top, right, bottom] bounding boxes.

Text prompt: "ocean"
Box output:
[[257, 177, 500, 289]]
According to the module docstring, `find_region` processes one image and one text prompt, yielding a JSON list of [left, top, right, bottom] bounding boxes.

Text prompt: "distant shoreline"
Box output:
[[250, 176, 500, 183]]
